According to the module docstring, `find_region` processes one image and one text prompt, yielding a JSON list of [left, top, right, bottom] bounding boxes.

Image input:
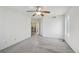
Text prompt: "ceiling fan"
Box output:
[[26, 6, 50, 16]]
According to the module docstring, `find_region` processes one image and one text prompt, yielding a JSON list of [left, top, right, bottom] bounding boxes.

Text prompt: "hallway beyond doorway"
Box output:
[[0, 35, 74, 53]]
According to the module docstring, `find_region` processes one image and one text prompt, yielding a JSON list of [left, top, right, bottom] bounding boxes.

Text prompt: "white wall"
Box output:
[[41, 15, 65, 39], [65, 7, 79, 52], [0, 7, 31, 50]]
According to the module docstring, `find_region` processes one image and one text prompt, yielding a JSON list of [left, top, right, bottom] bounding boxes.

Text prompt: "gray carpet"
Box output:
[[0, 35, 74, 53]]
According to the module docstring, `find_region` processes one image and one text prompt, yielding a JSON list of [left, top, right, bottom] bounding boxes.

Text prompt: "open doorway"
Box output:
[[31, 18, 40, 36]]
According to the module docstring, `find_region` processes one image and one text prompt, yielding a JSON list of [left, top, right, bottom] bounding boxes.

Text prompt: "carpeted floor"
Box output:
[[0, 35, 74, 53]]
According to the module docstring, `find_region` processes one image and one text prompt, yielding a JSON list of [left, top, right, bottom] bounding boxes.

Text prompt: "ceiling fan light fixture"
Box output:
[[27, 6, 50, 16], [36, 12, 41, 15], [38, 8, 41, 11]]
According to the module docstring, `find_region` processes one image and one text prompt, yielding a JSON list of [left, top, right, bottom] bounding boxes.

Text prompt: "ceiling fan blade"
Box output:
[[41, 11, 50, 13], [33, 13, 36, 16], [27, 10, 36, 12], [41, 13, 44, 16]]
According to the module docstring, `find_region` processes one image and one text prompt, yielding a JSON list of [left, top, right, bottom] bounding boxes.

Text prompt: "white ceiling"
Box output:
[[46, 6, 70, 16], [9, 6, 70, 16]]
